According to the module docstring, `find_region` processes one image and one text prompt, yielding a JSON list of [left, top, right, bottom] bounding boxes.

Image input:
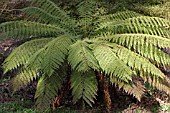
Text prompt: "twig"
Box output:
[[0, 4, 8, 16]]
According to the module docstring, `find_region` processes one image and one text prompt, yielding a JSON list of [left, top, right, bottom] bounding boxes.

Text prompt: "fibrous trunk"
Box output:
[[97, 71, 111, 113]]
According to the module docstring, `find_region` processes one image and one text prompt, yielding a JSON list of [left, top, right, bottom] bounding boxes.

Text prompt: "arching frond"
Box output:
[[0, 21, 65, 39], [93, 43, 134, 83], [35, 70, 65, 111], [96, 16, 170, 38], [27, 35, 75, 76], [71, 71, 98, 107], [9, 35, 74, 92], [22, 7, 76, 35], [31, 0, 75, 28], [11, 67, 40, 92], [22, 7, 62, 25], [68, 40, 99, 72], [105, 42, 170, 93], [9, 46, 52, 92], [97, 24, 170, 38], [98, 34, 170, 66], [128, 16, 170, 29], [94, 11, 142, 35], [26, 48, 45, 70], [99, 33, 170, 49], [97, 15, 170, 30], [3, 38, 52, 73], [135, 44, 170, 66], [98, 10, 142, 22], [104, 43, 164, 79]]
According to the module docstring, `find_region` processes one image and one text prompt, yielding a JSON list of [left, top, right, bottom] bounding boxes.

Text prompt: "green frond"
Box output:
[[9, 34, 73, 92], [105, 42, 170, 94], [27, 35, 75, 76], [22, 7, 62, 25], [75, 0, 97, 35], [105, 43, 164, 79], [97, 23, 164, 37], [11, 67, 40, 92], [98, 34, 170, 66], [98, 10, 142, 22], [40, 35, 75, 75], [93, 43, 134, 83], [95, 11, 142, 32], [110, 77, 145, 101], [35, 70, 65, 111], [136, 44, 170, 67], [31, 0, 75, 27], [76, 0, 96, 18], [97, 15, 170, 30], [128, 16, 170, 29], [22, 7, 76, 34], [96, 16, 170, 38], [0, 21, 65, 39], [71, 71, 98, 107], [99, 33, 170, 48], [68, 40, 99, 72], [3, 38, 52, 73], [96, 19, 123, 31], [26, 48, 45, 70]]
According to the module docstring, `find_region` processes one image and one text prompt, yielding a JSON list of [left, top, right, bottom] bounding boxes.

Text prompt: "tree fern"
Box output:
[[1, 0, 170, 112]]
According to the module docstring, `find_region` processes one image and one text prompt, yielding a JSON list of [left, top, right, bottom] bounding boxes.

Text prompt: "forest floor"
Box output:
[[1, 77, 170, 113]]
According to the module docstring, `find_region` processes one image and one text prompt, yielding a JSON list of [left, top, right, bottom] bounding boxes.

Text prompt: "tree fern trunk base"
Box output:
[[103, 75, 111, 113], [51, 76, 70, 109], [97, 71, 111, 113]]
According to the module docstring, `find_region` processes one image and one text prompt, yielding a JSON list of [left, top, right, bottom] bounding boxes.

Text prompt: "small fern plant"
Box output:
[[1, 0, 170, 112]]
